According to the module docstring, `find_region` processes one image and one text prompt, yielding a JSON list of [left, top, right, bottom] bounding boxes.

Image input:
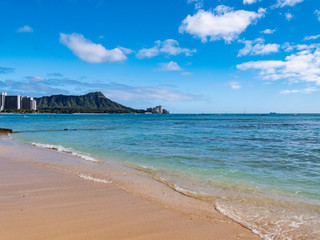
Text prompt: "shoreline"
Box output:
[[0, 137, 260, 240]]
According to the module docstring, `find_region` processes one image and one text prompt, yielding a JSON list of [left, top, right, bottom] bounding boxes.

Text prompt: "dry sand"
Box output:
[[0, 147, 260, 240]]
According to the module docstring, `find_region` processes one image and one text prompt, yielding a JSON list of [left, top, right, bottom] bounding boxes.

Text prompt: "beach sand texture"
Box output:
[[0, 144, 260, 240]]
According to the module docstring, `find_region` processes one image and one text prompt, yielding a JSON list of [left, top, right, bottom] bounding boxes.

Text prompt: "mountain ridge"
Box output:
[[35, 92, 145, 113]]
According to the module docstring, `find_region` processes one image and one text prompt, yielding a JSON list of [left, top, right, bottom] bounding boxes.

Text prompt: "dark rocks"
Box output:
[[0, 128, 13, 135]]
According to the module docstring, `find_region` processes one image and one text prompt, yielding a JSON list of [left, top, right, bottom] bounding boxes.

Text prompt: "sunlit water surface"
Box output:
[[1, 114, 319, 240]]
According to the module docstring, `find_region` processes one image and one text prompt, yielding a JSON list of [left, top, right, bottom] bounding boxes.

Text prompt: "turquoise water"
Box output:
[[1, 114, 320, 239]]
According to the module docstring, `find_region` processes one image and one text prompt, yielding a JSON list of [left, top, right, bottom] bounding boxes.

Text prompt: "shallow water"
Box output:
[[1, 113, 319, 239]]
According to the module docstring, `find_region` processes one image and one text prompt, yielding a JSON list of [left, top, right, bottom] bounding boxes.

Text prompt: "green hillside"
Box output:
[[35, 92, 145, 113]]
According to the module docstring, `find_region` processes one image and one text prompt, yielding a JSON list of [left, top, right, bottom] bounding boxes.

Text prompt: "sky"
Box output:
[[1, 0, 320, 113]]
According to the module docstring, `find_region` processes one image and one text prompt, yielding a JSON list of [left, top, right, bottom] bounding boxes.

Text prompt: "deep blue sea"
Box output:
[[1, 114, 319, 239]]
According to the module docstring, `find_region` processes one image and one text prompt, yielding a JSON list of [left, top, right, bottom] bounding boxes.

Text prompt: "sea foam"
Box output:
[[32, 142, 98, 162], [78, 174, 112, 183]]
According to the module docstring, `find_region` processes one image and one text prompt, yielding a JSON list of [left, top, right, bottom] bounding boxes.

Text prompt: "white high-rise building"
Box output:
[[30, 98, 37, 110], [0, 92, 36, 111], [0, 92, 7, 111], [21, 96, 36, 110]]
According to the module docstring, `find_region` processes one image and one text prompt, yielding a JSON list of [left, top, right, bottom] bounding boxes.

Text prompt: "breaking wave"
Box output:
[[78, 174, 112, 184], [32, 142, 98, 162]]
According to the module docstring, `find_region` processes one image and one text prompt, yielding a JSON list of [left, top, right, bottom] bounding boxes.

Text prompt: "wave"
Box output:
[[15, 141, 320, 239], [215, 203, 272, 240], [153, 175, 320, 240], [126, 164, 158, 174], [78, 174, 112, 184], [31, 142, 99, 162]]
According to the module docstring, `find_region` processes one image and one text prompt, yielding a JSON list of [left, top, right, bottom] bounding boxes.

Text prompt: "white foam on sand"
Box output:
[[78, 174, 112, 184], [32, 142, 98, 162]]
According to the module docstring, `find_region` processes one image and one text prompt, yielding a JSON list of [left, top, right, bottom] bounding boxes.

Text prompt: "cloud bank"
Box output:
[[280, 87, 317, 94], [237, 48, 320, 85], [104, 86, 196, 102], [0, 75, 198, 104]]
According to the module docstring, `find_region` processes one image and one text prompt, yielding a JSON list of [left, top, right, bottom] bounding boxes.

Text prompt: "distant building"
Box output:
[[0, 92, 7, 111], [5, 95, 21, 110], [31, 98, 37, 110], [146, 105, 169, 114], [21, 96, 37, 110], [0, 92, 37, 111]]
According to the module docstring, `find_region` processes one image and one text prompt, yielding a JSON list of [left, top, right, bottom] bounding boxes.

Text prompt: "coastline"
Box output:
[[0, 137, 260, 240]]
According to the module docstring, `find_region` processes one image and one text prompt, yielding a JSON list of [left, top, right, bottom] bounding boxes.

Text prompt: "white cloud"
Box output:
[[304, 35, 320, 41], [275, 0, 304, 8], [59, 33, 128, 63], [282, 42, 294, 52], [228, 81, 242, 89], [17, 25, 33, 33], [104, 87, 195, 102], [136, 45, 159, 59], [297, 87, 317, 93], [1, 75, 201, 103], [243, 0, 257, 5], [285, 12, 293, 21], [118, 46, 134, 54], [187, 0, 204, 9], [280, 89, 299, 94], [237, 60, 285, 72], [27, 76, 46, 82], [179, 5, 265, 43], [238, 38, 280, 56], [282, 42, 320, 52], [237, 48, 320, 85], [160, 39, 197, 56], [261, 29, 276, 34], [315, 10, 320, 21], [157, 61, 183, 71], [280, 87, 318, 94], [136, 39, 196, 59]]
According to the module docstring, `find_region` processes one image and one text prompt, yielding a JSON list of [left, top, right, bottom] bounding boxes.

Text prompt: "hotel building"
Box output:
[[0, 92, 37, 111]]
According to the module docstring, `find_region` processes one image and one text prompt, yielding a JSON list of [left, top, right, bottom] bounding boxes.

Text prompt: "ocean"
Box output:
[[1, 113, 319, 240]]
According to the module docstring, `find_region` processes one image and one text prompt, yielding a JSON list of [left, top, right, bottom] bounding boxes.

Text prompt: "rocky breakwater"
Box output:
[[0, 128, 13, 135]]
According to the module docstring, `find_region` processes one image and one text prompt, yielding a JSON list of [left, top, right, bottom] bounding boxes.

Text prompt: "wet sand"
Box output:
[[0, 145, 260, 240]]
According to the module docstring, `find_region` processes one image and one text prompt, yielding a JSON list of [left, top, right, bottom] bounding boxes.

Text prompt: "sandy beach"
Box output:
[[0, 140, 261, 240]]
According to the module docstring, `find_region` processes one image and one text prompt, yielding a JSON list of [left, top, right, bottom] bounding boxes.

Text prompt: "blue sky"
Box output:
[[1, 0, 320, 113]]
